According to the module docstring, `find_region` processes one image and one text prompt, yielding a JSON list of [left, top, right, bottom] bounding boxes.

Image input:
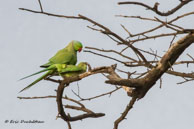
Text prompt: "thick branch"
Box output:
[[139, 33, 194, 97], [105, 34, 194, 98], [60, 64, 118, 84], [105, 78, 142, 88]]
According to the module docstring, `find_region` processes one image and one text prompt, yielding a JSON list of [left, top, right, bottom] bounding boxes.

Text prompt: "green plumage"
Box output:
[[19, 65, 57, 93], [19, 70, 55, 93], [40, 40, 83, 68], [20, 40, 83, 92], [19, 62, 87, 92], [60, 62, 87, 77]]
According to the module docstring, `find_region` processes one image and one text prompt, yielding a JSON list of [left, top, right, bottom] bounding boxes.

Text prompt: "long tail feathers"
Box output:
[[19, 67, 54, 81], [19, 70, 53, 93]]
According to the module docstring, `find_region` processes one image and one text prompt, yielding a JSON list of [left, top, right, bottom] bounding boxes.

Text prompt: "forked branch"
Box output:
[[118, 0, 193, 16]]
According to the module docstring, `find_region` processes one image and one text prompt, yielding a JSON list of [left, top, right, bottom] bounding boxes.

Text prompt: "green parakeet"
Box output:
[[19, 62, 87, 92], [59, 62, 87, 78], [40, 40, 83, 68]]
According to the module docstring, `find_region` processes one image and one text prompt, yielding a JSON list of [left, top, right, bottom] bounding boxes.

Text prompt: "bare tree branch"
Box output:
[[73, 87, 122, 101], [66, 121, 72, 129], [118, 0, 193, 16], [56, 82, 105, 122], [85, 46, 137, 62], [117, 12, 194, 38], [64, 105, 94, 114], [19, 8, 81, 19], [19, 7, 149, 66], [114, 96, 137, 129], [19, 1, 194, 128], [37, 0, 43, 12], [106, 33, 194, 98]]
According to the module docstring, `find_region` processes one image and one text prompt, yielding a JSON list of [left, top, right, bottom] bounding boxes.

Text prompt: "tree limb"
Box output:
[[106, 33, 194, 98], [114, 96, 137, 129], [56, 82, 105, 122], [118, 0, 193, 16]]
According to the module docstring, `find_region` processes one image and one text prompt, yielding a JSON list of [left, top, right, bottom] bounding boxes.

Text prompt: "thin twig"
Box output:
[[72, 87, 122, 101], [177, 78, 194, 84], [38, 0, 43, 12], [131, 32, 186, 44], [160, 78, 162, 88], [64, 105, 94, 113], [45, 77, 61, 83], [84, 50, 126, 64], [187, 53, 194, 61], [85, 46, 137, 62], [117, 12, 194, 38], [169, 34, 177, 48], [19, 8, 81, 19], [66, 121, 72, 129], [118, 1, 193, 16], [18, 95, 84, 107]]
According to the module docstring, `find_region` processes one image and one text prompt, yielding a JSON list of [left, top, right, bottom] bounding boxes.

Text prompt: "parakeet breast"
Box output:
[[70, 53, 77, 65]]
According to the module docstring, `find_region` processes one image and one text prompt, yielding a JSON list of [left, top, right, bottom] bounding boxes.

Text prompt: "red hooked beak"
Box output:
[[78, 48, 82, 52]]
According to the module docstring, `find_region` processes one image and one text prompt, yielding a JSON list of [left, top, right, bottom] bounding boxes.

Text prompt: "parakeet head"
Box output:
[[77, 62, 87, 72], [72, 40, 83, 52]]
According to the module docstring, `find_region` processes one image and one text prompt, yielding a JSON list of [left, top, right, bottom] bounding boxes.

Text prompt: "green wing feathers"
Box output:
[[60, 62, 87, 77], [40, 42, 77, 68], [49, 50, 74, 64], [60, 65, 83, 73]]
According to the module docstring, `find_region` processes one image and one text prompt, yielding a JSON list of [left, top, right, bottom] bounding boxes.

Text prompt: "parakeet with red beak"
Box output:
[[19, 40, 83, 92], [40, 40, 83, 68]]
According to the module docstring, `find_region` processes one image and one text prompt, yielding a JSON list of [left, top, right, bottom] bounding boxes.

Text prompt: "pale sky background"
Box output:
[[1, 0, 194, 129]]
